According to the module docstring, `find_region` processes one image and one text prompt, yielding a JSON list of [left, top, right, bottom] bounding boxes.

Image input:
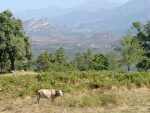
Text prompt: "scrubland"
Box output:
[[0, 71, 150, 113]]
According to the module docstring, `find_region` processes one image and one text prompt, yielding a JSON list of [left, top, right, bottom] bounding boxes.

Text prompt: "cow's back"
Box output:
[[38, 89, 55, 98]]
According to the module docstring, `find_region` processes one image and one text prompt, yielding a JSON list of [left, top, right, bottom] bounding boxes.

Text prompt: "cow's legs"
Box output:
[[37, 93, 41, 104]]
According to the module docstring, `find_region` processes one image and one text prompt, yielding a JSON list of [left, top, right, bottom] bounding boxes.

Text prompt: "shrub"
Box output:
[[0, 71, 150, 102]]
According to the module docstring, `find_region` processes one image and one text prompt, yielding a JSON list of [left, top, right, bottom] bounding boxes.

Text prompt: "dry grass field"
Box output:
[[0, 87, 150, 113], [1, 71, 150, 113]]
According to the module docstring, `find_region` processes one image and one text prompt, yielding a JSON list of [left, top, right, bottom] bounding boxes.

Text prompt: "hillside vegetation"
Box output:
[[1, 71, 150, 100], [1, 71, 150, 112]]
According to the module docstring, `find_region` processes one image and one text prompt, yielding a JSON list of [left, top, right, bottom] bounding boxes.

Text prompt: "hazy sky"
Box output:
[[0, 0, 131, 13]]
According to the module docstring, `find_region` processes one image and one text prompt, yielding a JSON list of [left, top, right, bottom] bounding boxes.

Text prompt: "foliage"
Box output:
[[0, 9, 149, 72], [106, 52, 122, 71], [132, 21, 150, 71], [82, 49, 93, 71], [92, 53, 108, 70], [63, 91, 124, 107], [1, 71, 150, 100], [36, 48, 109, 72], [115, 30, 146, 71], [36, 48, 68, 72], [73, 49, 108, 71], [55, 47, 67, 64], [36, 50, 52, 71], [0, 10, 33, 71], [0, 71, 150, 108], [73, 52, 84, 71]]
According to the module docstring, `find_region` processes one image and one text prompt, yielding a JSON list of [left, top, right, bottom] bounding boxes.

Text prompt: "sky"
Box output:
[[0, 0, 131, 13]]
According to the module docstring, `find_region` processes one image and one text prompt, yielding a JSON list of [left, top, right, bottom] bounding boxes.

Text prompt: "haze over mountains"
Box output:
[[16, 0, 150, 33], [14, 0, 150, 58], [15, 0, 121, 21]]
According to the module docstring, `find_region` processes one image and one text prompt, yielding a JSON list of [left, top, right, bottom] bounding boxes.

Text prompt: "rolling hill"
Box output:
[[23, 18, 122, 59]]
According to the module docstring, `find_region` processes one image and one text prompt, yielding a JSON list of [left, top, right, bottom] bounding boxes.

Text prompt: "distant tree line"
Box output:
[[0, 10, 149, 72], [35, 48, 111, 72]]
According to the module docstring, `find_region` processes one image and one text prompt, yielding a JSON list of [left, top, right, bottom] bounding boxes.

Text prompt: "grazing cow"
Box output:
[[37, 89, 63, 104]]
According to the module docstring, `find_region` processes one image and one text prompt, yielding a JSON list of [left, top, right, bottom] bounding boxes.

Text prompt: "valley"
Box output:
[[18, 0, 150, 58]]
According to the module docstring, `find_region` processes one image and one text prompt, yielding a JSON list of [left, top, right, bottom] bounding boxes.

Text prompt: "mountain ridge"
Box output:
[[21, 0, 150, 57], [15, 0, 122, 21]]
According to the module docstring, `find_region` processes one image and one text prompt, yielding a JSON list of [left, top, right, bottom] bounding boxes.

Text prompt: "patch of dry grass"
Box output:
[[0, 71, 38, 76], [1, 71, 150, 112], [0, 88, 150, 113]]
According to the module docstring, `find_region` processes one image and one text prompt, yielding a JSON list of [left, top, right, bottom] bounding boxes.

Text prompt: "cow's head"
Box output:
[[55, 90, 63, 97]]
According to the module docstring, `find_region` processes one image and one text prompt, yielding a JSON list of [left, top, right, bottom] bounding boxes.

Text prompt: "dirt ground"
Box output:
[[1, 87, 150, 113]]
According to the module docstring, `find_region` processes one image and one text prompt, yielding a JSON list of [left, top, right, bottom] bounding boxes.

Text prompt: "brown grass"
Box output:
[[0, 71, 38, 76], [0, 87, 150, 113]]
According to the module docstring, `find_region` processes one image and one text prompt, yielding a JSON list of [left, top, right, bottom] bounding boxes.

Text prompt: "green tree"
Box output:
[[49, 52, 55, 63], [55, 47, 67, 64], [36, 48, 69, 72], [132, 22, 141, 32], [83, 49, 93, 71], [74, 52, 84, 71], [92, 53, 108, 71], [36, 50, 51, 71], [74, 49, 93, 71], [116, 31, 145, 71], [0, 10, 33, 71], [132, 21, 150, 71], [106, 52, 122, 71]]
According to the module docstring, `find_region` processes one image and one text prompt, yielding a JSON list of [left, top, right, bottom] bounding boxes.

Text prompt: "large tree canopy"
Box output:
[[115, 31, 146, 71], [132, 21, 150, 71], [0, 10, 33, 71]]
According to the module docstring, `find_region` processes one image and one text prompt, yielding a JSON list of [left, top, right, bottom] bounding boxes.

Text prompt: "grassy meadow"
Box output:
[[0, 71, 150, 112]]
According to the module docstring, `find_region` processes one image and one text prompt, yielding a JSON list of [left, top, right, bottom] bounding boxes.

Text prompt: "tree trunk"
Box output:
[[127, 63, 130, 72], [10, 57, 15, 70]]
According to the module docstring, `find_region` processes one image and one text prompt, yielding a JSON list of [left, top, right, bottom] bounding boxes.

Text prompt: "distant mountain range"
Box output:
[[15, 0, 121, 21], [17, 0, 150, 34], [19, 0, 150, 58], [23, 18, 122, 59]]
